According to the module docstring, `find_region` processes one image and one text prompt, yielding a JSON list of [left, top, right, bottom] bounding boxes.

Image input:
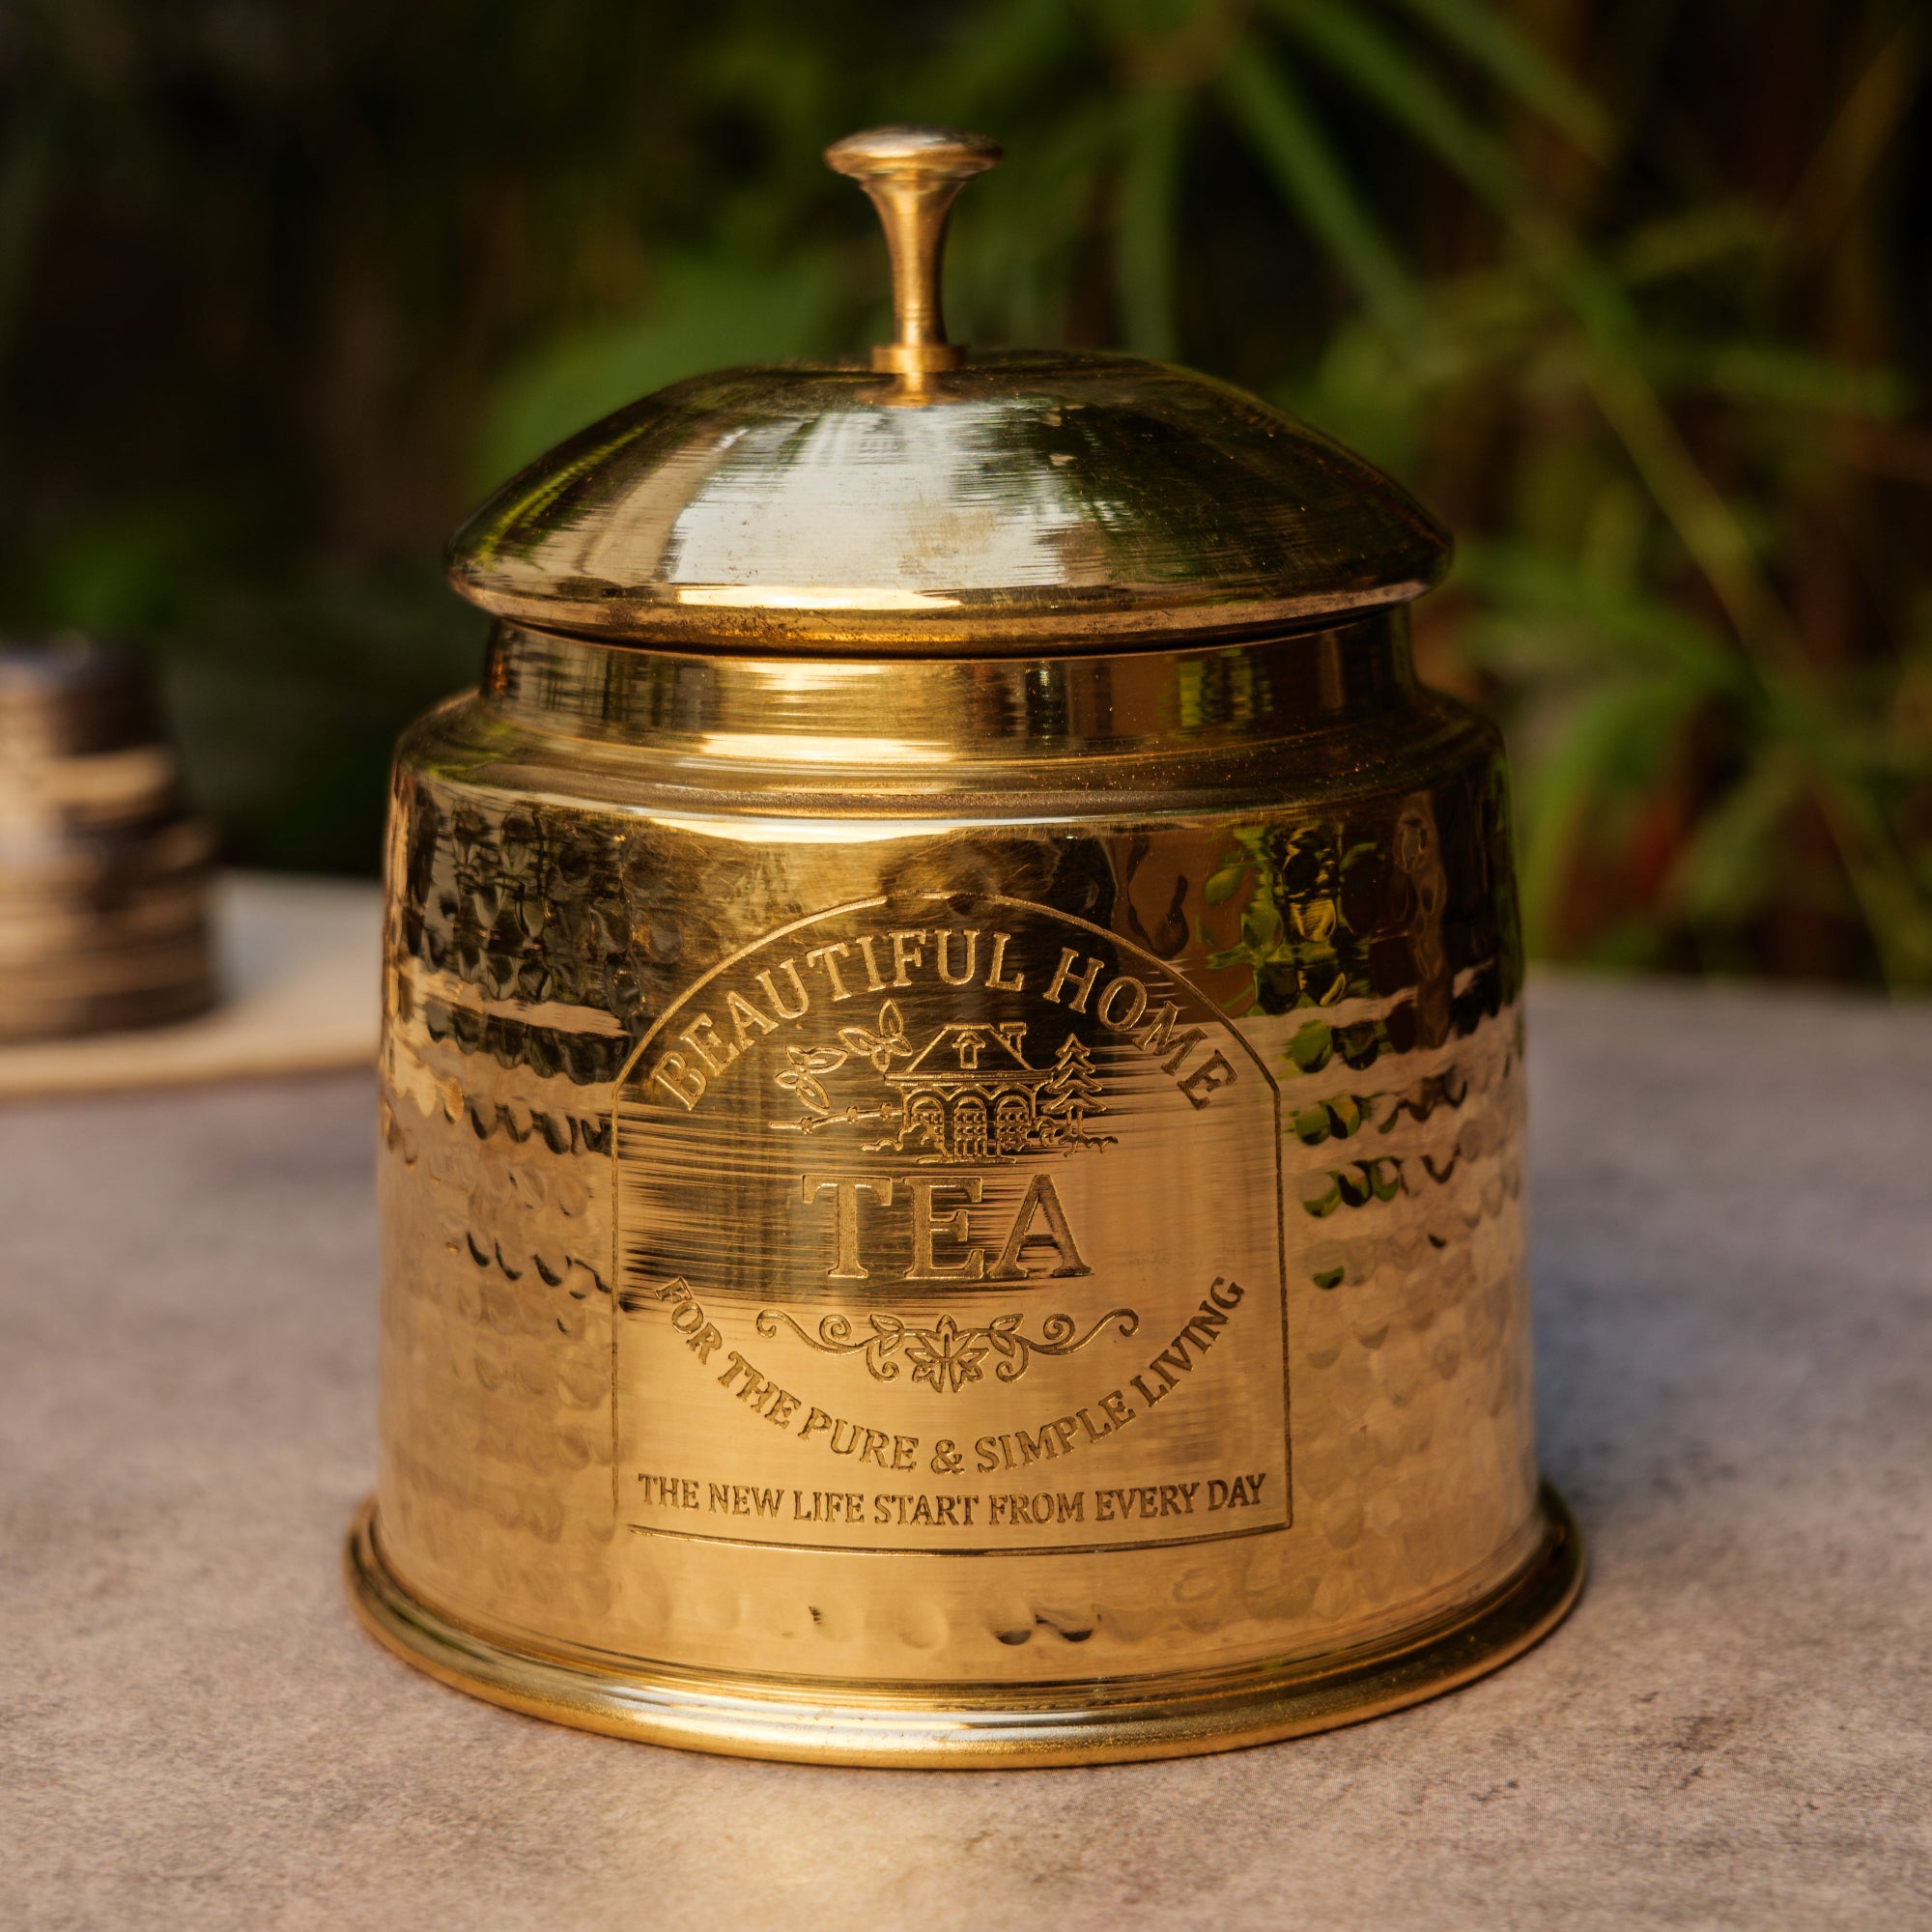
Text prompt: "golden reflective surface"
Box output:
[[453, 119, 1445, 654], [355, 121, 1574, 1763], [824, 125, 1001, 379], [359, 614, 1577, 1762], [447, 355, 1449, 652], [350, 1488, 1580, 1767], [614, 893, 1292, 1561]]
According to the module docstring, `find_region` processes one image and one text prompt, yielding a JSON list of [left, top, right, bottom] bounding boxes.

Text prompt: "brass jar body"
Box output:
[[357, 611, 1577, 1765]]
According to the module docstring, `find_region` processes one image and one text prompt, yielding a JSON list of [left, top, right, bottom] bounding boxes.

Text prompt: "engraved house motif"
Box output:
[[889, 1021, 1048, 1160], [883, 1020, 1114, 1160], [767, 996, 1115, 1158]]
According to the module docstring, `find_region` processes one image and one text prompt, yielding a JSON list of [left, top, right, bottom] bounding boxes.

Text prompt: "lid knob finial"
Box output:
[[825, 126, 1001, 379]]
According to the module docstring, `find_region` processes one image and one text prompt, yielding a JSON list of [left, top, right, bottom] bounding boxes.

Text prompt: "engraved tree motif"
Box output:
[[757, 1306, 1139, 1393], [1037, 1035, 1114, 1149]]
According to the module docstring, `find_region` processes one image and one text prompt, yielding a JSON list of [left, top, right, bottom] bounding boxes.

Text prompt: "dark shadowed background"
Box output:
[[2, 0, 1928, 983]]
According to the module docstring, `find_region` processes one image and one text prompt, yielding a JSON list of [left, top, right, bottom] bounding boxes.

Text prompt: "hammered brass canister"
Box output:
[[350, 127, 1581, 1766]]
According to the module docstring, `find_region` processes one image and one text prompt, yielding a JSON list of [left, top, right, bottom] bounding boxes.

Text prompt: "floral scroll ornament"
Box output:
[[756, 1306, 1139, 1395]]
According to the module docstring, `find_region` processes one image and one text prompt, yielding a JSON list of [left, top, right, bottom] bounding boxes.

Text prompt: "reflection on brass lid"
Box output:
[[449, 355, 1449, 652], [446, 123, 1449, 655]]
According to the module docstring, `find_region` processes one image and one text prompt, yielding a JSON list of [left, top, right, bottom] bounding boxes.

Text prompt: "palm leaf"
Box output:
[[1515, 674, 1702, 954], [1115, 86, 1189, 359], [1218, 43, 1416, 330], [1668, 750, 1804, 927], [1380, 0, 1613, 159], [1265, 0, 1523, 216]]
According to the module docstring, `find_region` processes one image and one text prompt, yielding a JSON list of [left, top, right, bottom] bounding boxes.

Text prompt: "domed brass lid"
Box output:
[[448, 128, 1449, 655]]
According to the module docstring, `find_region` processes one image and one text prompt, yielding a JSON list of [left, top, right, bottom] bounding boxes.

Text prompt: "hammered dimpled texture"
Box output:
[[1251, 999, 1534, 1633], [378, 1034, 620, 1640], [370, 672, 1543, 1693]]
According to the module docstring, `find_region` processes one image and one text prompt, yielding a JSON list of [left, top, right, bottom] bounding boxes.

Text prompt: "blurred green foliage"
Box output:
[[2, 0, 1929, 983]]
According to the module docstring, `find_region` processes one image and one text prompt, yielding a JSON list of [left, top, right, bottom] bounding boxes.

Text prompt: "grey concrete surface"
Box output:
[[2, 975, 1929, 1931]]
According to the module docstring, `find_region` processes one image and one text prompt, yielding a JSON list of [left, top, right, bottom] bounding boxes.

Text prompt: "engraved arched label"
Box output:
[[612, 894, 1289, 1554]]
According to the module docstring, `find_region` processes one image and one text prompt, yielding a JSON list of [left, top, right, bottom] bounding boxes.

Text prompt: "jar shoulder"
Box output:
[[383, 673, 1520, 1075], [393, 682, 1505, 826]]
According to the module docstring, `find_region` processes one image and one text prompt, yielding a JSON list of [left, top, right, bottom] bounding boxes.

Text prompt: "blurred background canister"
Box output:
[[0, 640, 214, 1040]]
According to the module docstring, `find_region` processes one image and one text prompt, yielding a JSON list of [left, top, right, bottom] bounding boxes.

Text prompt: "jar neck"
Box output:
[[480, 612, 1416, 764]]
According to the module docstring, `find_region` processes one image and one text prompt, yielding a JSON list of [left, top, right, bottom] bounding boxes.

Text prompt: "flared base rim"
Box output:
[[346, 1485, 1583, 1769]]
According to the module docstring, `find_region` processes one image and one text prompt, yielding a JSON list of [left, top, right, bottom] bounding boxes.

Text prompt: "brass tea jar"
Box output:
[[351, 127, 1581, 1767]]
